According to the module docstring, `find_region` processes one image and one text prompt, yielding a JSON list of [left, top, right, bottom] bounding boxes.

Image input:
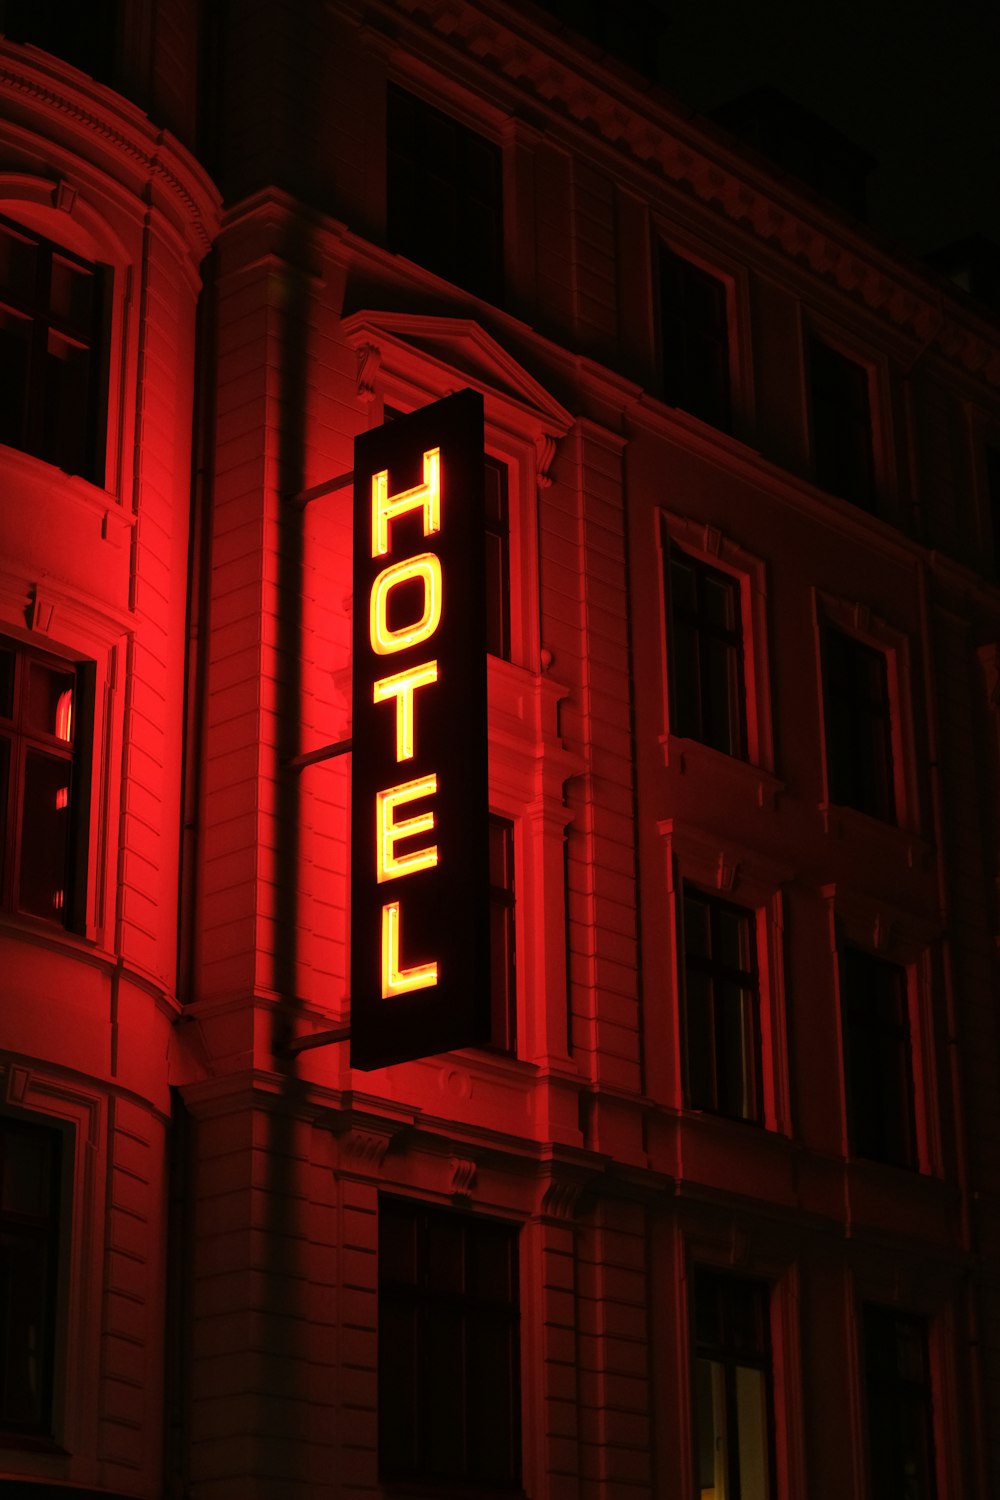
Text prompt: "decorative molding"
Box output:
[[537, 1167, 598, 1222], [356, 341, 382, 402], [536, 432, 556, 488], [5, 1065, 30, 1105], [378, 0, 1000, 390], [0, 55, 219, 255], [55, 179, 76, 214], [449, 1157, 477, 1198], [28, 587, 56, 634], [339, 1125, 394, 1172]]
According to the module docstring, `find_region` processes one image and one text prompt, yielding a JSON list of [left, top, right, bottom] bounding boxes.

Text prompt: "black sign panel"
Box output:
[[350, 390, 490, 1069]]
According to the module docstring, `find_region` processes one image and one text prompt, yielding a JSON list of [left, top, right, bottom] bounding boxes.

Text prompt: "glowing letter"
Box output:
[[374, 661, 439, 761], [372, 448, 441, 557], [376, 775, 438, 882], [370, 553, 442, 655], [381, 900, 438, 997]]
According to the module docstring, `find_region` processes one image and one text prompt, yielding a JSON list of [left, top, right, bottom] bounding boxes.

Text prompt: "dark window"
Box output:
[[484, 457, 511, 660], [0, 0, 117, 85], [682, 888, 762, 1123], [863, 1306, 937, 1500], [808, 337, 875, 509], [0, 1115, 62, 1436], [822, 627, 895, 822], [841, 946, 917, 1168], [387, 85, 504, 305], [378, 1196, 520, 1488], [986, 445, 1000, 578], [0, 212, 108, 485], [659, 246, 731, 431], [489, 815, 516, 1054], [0, 635, 93, 930], [693, 1269, 774, 1500], [665, 541, 747, 758]]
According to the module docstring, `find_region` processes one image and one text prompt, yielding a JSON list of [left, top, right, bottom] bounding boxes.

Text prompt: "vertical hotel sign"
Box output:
[[350, 390, 490, 1069]]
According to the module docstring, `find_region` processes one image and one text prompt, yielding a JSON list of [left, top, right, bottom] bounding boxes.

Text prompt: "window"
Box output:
[[659, 246, 731, 431], [0, 1114, 63, 1437], [378, 1196, 520, 1487], [386, 85, 504, 305], [822, 627, 895, 822], [682, 888, 762, 1123], [489, 814, 516, 1054], [841, 945, 917, 1168], [808, 336, 875, 508], [0, 211, 109, 485], [986, 444, 1000, 578], [485, 457, 511, 660], [666, 544, 747, 759], [693, 1269, 774, 1500], [863, 1306, 937, 1500], [0, 635, 93, 930]]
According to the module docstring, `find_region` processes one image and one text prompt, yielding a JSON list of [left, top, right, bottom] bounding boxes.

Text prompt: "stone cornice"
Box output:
[[359, 0, 1000, 393], [0, 43, 220, 259]]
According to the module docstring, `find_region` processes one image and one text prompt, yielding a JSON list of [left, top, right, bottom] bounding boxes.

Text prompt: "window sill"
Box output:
[[660, 733, 783, 808], [819, 800, 931, 869], [0, 908, 114, 972], [380, 1479, 524, 1500]]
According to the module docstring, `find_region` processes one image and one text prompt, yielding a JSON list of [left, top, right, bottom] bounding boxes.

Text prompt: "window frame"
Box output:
[[0, 633, 95, 934], [823, 886, 940, 1177], [660, 823, 791, 1135], [652, 230, 750, 439], [679, 883, 764, 1125], [377, 1193, 522, 1490], [0, 1111, 65, 1440], [663, 535, 748, 761], [487, 812, 517, 1056], [860, 1304, 939, 1500], [690, 1266, 778, 1500], [820, 623, 896, 824], [0, 207, 111, 488], [799, 317, 895, 519], [806, 331, 877, 509], [839, 943, 918, 1170], [813, 592, 917, 836], [658, 510, 775, 775], [0, 1071, 105, 1471], [658, 242, 734, 432]]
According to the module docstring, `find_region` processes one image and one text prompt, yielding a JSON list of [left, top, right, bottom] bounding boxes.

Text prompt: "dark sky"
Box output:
[[652, 0, 1000, 257]]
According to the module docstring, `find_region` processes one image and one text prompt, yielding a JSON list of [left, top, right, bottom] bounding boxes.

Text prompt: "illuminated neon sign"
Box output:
[[350, 390, 490, 1069]]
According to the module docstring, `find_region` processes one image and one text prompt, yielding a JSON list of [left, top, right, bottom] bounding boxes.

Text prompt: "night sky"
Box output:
[[651, 0, 1000, 257]]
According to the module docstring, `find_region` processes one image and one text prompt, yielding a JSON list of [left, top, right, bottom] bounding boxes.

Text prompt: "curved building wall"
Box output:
[[0, 34, 217, 1497]]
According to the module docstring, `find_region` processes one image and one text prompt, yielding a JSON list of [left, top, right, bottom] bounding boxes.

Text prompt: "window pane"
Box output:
[[0, 222, 37, 303], [49, 254, 96, 331], [379, 1198, 520, 1485], [683, 892, 762, 1123], [18, 749, 72, 920], [0, 308, 31, 452], [735, 1365, 771, 1500], [44, 329, 95, 478], [0, 1118, 60, 1435], [0, 648, 13, 718], [696, 1357, 729, 1498], [25, 661, 75, 742]]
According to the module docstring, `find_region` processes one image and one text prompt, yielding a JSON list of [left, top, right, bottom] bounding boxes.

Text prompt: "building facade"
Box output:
[[1, 3, 1000, 1498]]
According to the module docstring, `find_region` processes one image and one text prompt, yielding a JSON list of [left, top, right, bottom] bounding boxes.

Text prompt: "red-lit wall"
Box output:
[[2, 3, 1000, 1499]]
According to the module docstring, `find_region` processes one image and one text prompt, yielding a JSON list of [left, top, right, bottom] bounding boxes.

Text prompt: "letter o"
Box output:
[[370, 552, 443, 655]]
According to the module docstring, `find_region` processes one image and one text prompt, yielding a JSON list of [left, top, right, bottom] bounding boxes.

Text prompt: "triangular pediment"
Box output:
[[340, 311, 573, 436]]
